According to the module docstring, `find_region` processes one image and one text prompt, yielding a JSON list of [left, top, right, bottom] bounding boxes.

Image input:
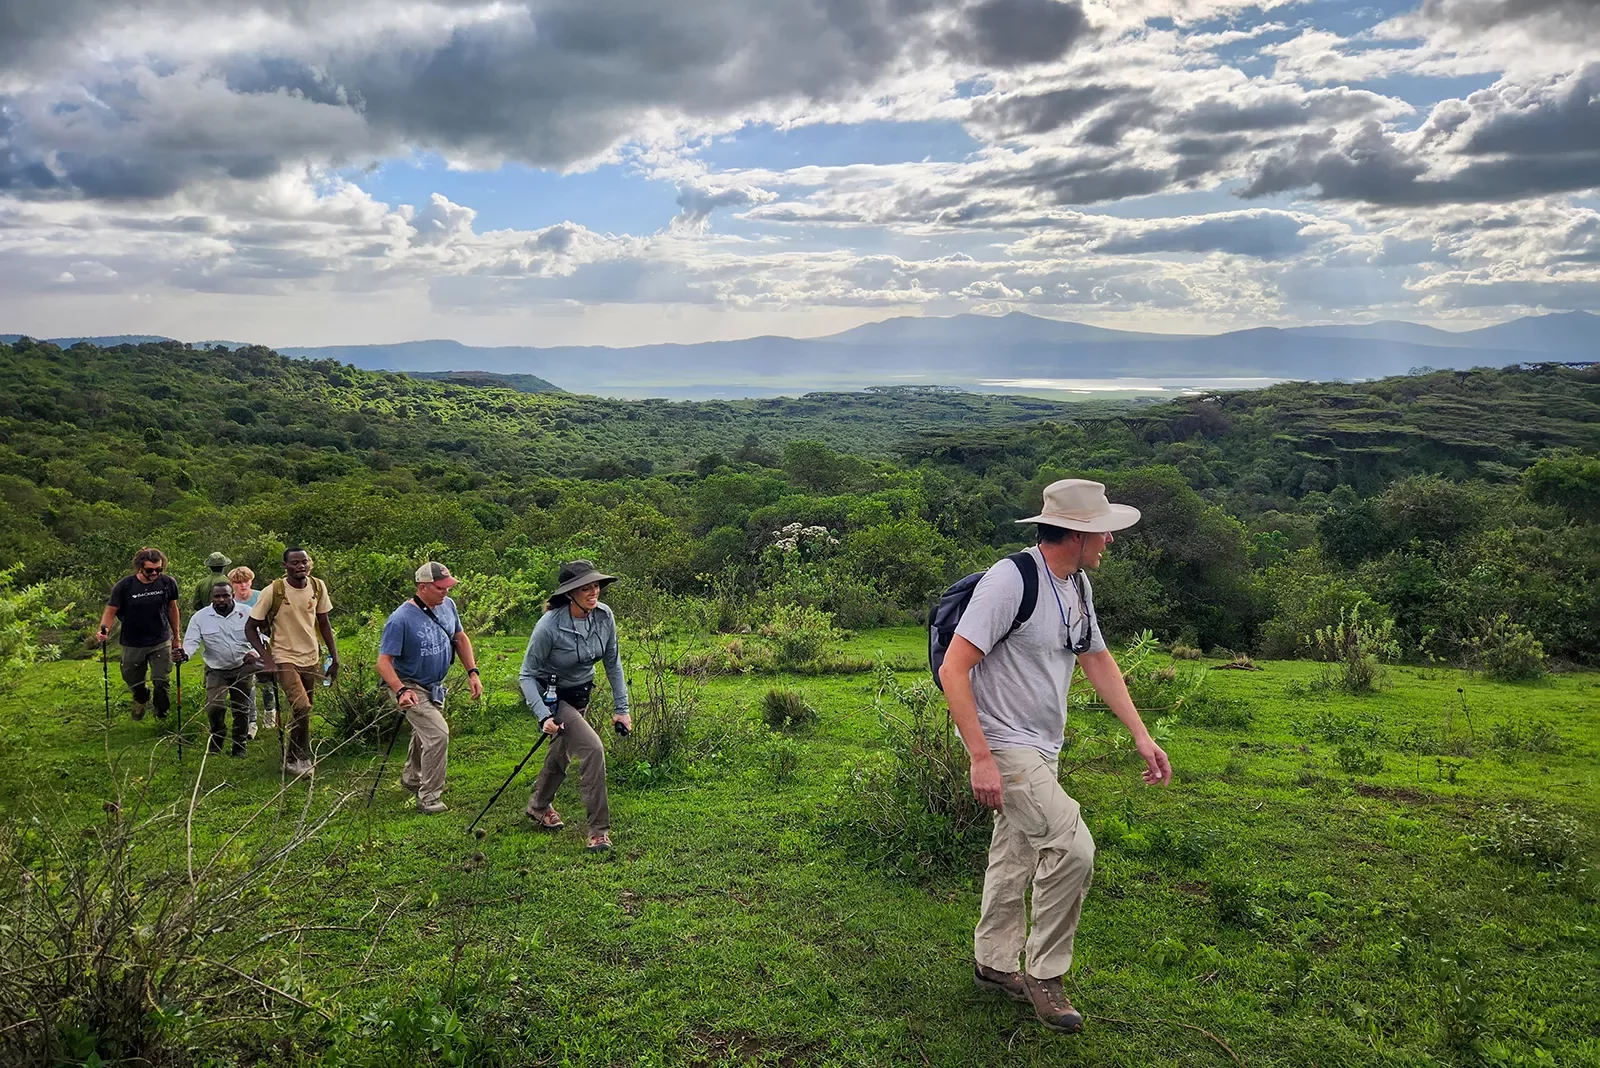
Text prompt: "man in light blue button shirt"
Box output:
[[181, 581, 261, 757]]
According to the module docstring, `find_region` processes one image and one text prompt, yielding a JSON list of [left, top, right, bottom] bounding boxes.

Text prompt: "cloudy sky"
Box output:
[[2, 0, 1598, 347]]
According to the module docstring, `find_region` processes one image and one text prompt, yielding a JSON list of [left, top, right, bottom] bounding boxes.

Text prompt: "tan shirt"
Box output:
[[250, 578, 332, 668]]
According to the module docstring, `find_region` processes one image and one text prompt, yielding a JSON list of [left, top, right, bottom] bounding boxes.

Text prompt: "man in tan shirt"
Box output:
[[245, 547, 340, 776]]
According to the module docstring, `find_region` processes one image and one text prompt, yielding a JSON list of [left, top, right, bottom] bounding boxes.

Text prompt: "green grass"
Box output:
[[3, 630, 1597, 1066]]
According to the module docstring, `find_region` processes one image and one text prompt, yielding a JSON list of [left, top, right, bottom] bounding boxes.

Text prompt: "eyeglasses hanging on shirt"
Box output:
[[1048, 567, 1097, 655]]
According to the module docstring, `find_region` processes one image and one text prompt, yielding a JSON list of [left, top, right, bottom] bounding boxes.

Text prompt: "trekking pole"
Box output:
[[175, 658, 184, 763], [365, 704, 409, 810], [101, 640, 111, 728], [465, 727, 557, 835]]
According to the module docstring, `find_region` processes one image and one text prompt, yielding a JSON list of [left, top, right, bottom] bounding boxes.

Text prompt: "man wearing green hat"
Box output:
[[193, 551, 233, 612]]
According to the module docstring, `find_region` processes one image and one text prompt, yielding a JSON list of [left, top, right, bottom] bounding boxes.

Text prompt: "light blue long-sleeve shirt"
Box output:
[[517, 603, 628, 718]]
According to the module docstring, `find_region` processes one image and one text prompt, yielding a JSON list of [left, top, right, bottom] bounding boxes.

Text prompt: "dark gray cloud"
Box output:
[[11, 0, 1077, 200], [1183, 87, 1393, 135], [970, 82, 1391, 143], [1239, 67, 1600, 205], [1418, 0, 1600, 36], [673, 183, 773, 229], [1096, 211, 1315, 259], [972, 153, 1170, 204], [1461, 62, 1600, 155], [946, 0, 1089, 67], [971, 84, 1121, 137]]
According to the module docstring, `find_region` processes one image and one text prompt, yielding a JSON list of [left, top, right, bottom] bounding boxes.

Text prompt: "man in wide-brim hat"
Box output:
[[938, 478, 1172, 1035]]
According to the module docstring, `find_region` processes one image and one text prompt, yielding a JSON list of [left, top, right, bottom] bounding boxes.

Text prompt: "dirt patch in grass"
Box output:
[[1352, 783, 1436, 804], [689, 1030, 823, 1067]]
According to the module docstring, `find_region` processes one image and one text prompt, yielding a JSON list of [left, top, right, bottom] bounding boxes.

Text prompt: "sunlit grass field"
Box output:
[[2, 627, 1596, 1066]]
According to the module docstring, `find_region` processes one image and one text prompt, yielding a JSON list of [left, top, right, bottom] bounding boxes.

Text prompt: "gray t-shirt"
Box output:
[[953, 546, 1107, 759]]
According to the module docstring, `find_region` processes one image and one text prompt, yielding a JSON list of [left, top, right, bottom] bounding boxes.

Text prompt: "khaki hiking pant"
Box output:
[[120, 642, 172, 710], [275, 664, 322, 763], [204, 664, 254, 750], [396, 684, 450, 806], [975, 747, 1096, 981], [527, 700, 609, 833]]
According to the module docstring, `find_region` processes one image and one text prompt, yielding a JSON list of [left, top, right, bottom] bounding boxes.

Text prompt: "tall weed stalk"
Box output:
[[0, 757, 365, 1064]]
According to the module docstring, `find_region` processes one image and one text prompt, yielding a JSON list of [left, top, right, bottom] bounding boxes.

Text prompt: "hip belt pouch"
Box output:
[[557, 682, 595, 710]]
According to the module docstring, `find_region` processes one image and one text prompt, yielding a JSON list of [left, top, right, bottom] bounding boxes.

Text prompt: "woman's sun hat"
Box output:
[[552, 559, 617, 598], [1016, 478, 1141, 533]]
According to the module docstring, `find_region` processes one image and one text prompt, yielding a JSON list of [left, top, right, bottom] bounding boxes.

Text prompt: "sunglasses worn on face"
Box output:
[[142, 567, 164, 576]]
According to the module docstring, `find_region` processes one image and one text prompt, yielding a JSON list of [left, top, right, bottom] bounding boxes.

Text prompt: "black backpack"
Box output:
[[928, 551, 1039, 691]]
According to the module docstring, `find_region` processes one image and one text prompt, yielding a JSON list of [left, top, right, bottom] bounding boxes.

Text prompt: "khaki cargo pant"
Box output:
[[974, 747, 1096, 981], [275, 664, 322, 763], [526, 701, 609, 833], [396, 684, 450, 806]]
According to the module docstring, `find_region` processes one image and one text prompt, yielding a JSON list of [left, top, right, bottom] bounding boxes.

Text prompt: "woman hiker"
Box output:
[[517, 560, 632, 853]]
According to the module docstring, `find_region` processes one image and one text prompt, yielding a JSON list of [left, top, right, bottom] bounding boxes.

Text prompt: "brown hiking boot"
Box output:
[[974, 963, 1029, 1003], [1024, 975, 1084, 1034]]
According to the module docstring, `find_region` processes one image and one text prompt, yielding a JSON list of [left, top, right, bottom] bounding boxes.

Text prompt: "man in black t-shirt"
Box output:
[[95, 547, 183, 721]]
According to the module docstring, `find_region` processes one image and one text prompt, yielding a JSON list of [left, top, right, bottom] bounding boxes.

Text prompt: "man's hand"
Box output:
[[325, 657, 340, 684], [541, 717, 563, 736], [1136, 737, 1172, 786], [970, 753, 1005, 811], [174, 649, 189, 664], [259, 654, 277, 674], [613, 712, 632, 735], [467, 673, 484, 701], [94, 627, 110, 645], [396, 687, 418, 709]]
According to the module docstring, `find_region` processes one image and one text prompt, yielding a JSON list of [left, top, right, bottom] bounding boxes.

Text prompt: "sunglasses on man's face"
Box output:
[[142, 567, 165, 576]]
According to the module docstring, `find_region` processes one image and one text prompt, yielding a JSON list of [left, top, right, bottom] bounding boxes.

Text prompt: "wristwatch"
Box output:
[[467, 667, 480, 676]]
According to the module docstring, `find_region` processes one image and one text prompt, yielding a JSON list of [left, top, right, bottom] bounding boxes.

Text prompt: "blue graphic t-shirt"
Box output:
[[379, 598, 461, 703]]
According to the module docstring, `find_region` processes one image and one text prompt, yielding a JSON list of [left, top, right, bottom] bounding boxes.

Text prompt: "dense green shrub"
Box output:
[[1470, 614, 1548, 681], [763, 603, 840, 669], [1313, 605, 1399, 694], [0, 567, 70, 691]]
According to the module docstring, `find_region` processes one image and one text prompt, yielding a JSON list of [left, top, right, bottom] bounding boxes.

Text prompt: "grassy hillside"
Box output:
[[2, 629, 1595, 1065]]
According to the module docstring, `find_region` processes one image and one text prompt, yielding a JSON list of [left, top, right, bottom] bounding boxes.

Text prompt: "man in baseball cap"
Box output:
[[374, 562, 482, 814], [938, 478, 1172, 1035]]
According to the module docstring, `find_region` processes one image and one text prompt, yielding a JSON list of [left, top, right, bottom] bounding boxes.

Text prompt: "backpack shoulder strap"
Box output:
[[1003, 550, 1039, 636], [264, 577, 287, 629]]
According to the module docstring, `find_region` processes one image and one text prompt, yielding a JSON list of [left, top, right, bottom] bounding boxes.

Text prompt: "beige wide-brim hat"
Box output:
[[1016, 478, 1141, 533]]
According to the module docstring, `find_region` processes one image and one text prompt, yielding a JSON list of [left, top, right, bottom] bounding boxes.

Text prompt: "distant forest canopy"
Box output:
[[2, 337, 1596, 665]]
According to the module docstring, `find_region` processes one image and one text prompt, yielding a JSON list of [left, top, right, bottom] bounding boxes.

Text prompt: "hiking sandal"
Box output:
[[527, 805, 564, 830], [587, 833, 612, 852]]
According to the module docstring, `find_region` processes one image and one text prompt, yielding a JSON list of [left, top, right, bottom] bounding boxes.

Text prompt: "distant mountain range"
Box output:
[[5, 310, 1595, 398]]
